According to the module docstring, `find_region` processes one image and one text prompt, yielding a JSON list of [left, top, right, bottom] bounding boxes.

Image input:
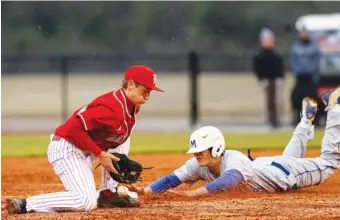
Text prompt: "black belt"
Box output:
[[271, 161, 290, 176]]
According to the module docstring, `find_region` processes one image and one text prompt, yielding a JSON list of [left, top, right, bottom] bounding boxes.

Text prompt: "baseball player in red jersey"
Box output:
[[6, 65, 164, 214]]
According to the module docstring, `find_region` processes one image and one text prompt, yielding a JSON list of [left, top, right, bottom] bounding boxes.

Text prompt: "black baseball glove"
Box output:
[[108, 153, 149, 184]]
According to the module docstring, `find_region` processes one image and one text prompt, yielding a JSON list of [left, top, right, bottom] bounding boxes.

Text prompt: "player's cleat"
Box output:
[[322, 87, 340, 111], [6, 198, 27, 214], [97, 190, 140, 208], [301, 97, 318, 124]]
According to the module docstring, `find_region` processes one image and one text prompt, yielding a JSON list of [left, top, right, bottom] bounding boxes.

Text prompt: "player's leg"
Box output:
[[319, 88, 340, 166], [276, 88, 340, 190], [7, 138, 98, 213], [281, 97, 317, 158], [99, 137, 131, 192], [97, 137, 140, 208]]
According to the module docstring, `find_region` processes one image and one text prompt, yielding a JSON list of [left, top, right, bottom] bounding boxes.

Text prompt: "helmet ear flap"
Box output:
[[211, 144, 224, 158]]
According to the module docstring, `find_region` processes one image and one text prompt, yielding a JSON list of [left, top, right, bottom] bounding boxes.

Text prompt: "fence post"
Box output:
[[188, 51, 200, 128], [60, 57, 69, 122]]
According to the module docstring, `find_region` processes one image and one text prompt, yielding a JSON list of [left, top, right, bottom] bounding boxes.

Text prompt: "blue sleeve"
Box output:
[[204, 169, 244, 193], [149, 173, 182, 193]]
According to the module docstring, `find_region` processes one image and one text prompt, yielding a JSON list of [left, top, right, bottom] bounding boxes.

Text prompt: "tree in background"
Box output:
[[2, 1, 340, 55]]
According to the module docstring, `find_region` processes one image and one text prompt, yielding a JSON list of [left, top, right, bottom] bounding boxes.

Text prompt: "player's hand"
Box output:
[[123, 184, 141, 192], [127, 184, 153, 195], [98, 151, 120, 174], [168, 187, 209, 197], [140, 186, 153, 195]]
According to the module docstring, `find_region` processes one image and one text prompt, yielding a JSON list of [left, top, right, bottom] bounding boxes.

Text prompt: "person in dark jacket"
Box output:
[[253, 27, 285, 129], [290, 27, 321, 126]]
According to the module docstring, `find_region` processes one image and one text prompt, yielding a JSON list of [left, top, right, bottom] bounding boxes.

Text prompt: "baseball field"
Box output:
[[2, 130, 340, 220]]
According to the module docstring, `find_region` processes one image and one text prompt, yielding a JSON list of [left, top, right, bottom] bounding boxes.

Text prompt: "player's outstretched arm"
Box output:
[[129, 173, 182, 195], [168, 169, 244, 197]]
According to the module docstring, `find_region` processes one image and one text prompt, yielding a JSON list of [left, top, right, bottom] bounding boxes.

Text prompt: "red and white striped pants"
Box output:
[[26, 136, 130, 212]]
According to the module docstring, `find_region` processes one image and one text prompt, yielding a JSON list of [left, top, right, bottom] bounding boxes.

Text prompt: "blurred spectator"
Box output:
[[290, 27, 321, 126], [253, 27, 285, 129]]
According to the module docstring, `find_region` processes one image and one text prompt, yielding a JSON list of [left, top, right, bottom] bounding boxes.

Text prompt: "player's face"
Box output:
[[194, 149, 213, 166], [128, 81, 152, 105]]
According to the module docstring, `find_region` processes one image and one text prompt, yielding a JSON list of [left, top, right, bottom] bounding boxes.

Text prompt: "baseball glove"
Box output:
[[109, 153, 149, 184]]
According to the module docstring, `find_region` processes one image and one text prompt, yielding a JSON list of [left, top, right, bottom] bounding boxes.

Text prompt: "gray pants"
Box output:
[[276, 105, 340, 189]]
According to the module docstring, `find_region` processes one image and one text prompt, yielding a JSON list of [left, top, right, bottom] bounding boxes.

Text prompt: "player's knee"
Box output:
[[86, 201, 97, 211], [86, 195, 98, 211], [87, 197, 98, 211], [80, 194, 97, 211]]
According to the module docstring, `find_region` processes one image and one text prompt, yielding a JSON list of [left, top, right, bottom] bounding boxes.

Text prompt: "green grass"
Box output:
[[1, 129, 325, 158]]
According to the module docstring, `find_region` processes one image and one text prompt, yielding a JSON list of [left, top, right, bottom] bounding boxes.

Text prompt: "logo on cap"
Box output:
[[190, 140, 197, 148], [153, 74, 157, 86], [124, 65, 164, 92]]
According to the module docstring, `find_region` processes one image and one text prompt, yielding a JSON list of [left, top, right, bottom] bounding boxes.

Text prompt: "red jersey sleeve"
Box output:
[[70, 120, 103, 156], [76, 105, 121, 131]]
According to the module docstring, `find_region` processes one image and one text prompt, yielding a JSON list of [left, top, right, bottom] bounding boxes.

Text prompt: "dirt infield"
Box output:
[[2, 149, 340, 220]]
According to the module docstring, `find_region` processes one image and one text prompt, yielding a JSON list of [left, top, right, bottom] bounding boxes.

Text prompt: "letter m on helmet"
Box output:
[[190, 140, 196, 148]]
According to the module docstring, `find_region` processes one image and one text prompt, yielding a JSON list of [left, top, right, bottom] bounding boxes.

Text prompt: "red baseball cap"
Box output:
[[124, 65, 164, 92]]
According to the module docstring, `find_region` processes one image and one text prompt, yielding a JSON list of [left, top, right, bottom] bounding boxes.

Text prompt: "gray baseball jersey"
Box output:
[[174, 106, 340, 193]]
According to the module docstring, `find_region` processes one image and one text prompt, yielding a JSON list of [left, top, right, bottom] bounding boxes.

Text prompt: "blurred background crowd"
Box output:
[[2, 1, 340, 132]]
